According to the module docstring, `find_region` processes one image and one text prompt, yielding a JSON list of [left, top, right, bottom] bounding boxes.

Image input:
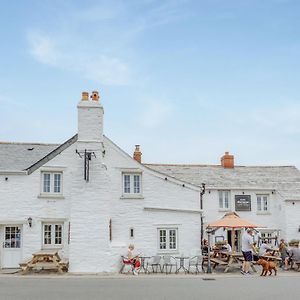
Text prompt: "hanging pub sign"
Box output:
[[235, 195, 251, 211]]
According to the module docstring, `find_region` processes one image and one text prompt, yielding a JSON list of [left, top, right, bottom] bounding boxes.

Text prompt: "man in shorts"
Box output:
[[241, 228, 256, 275]]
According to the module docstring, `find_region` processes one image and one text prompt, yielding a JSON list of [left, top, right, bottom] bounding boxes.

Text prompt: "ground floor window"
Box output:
[[4, 226, 21, 248], [43, 223, 63, 248], [158, 228, 178, 251]]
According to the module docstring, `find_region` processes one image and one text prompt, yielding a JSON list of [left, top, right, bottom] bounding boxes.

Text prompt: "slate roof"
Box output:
[[0, 141, 59, 172], [144, 164, 300, 200], [1, 136, 300, 200]]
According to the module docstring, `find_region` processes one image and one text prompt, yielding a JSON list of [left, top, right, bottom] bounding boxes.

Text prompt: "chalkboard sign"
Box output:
[[235, 195, 251, 211]]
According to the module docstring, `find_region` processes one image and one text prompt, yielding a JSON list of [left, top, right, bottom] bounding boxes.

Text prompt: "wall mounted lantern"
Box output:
[[27, 217, 33, 228]]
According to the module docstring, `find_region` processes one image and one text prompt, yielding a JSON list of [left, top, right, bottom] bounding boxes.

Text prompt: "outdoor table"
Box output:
[[21, 250, 63, 274], [175, 256, 189, 273], [260, 255, 282, 262], [139, 256, 151, 273], [223, 252, 256, 273]]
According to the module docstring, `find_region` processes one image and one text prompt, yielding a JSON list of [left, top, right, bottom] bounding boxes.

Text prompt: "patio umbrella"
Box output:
[[206, 212, 263, 252]]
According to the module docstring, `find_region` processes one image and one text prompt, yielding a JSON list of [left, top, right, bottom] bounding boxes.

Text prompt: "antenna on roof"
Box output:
[[76, 149, 96, 182]]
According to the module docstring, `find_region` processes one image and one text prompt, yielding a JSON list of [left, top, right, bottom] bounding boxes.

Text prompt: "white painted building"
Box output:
[[0, 91, 300, 272], [0, 91, 201, 272]]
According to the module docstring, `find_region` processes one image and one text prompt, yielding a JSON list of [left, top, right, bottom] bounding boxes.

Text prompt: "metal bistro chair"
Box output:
[[188, 255, 203, 274], [146, 256, 162, 273], [162, 256, 177, 274]]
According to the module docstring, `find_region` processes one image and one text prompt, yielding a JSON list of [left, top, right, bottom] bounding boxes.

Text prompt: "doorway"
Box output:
[[227, 229, 241, 252], [1, 225, 22, 268]]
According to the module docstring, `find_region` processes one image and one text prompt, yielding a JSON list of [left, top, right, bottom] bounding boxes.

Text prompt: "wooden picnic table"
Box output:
[[260, 255, 282, 262], [20, 250, 67, 274], [223, 252, 257, 273]]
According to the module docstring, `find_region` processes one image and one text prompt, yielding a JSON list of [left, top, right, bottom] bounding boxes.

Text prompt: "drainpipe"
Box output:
[[200, 183, 206, 252]]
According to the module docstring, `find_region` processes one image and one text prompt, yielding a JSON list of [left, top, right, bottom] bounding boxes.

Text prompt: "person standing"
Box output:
[[241, 228, 256, 275]]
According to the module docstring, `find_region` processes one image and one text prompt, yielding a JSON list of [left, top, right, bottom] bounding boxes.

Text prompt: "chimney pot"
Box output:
[[133, 145, 142, 163], [82, 92, 89, 101], [221, 151, 234, 168], [91, 91, 99, 101]]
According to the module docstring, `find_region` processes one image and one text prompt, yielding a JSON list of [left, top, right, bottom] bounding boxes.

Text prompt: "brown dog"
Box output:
[[257, 258, 277, 276]]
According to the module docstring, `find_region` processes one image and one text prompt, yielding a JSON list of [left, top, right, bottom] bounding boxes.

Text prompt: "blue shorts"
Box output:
[[242, 251, 253, 262]]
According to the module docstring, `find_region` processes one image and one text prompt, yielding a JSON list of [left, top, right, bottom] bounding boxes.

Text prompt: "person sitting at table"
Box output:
[[258, 240, 273, 257], [284, 245, 300, 270], [123, 244, 141, 275], [222, 240, 232, 253], [202, 239, 209, 256]]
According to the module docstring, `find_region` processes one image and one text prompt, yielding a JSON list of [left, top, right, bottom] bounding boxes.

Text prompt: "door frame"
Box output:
[[0, 224, 23, 269]]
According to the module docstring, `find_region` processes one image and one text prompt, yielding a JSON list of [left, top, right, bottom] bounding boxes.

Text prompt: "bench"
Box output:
[[211, 258, 228, 268], [19, 258, 32, 272], [59, 259, 69, 271], [292, 261, 300, 271]]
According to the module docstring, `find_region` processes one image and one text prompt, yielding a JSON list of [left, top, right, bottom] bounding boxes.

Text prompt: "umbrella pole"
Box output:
[[231, 228, 235, 253]]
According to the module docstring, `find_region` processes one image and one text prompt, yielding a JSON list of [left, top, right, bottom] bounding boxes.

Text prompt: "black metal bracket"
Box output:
[[76, 149, 96, 182]]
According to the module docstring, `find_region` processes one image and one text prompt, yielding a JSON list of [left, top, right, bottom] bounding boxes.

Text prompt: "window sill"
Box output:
[[157, 250, 179, 255], [120, 194, 144, 200], [218, 209, 231, 212], [256, 211, 271, 215], [38, 194, 65, 199], [42, 245, 63, 250]]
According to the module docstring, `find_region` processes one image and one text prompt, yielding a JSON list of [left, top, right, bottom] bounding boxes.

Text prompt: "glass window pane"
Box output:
[[263, 196, 268, 211], [169, 229, 176, 249], [159, 230, 166, 249], [219, 191, 223, 209], [55, 225, 62, 244], [43, 173, 51, 193], [124, 175, 130, 193], [54, 174, 61, 193], [133, 175, 140, 193], [224, 191, 229, 208], [44, 225, 52, 245], [257, 196, 262, 211]]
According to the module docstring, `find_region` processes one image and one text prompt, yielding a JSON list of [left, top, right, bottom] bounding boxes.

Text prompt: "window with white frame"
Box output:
[[122, 173, 141, 195], [158, 228, 178, 251], [219, 190, 230, 210], [257, 195, 269, 212], [43, 223, 63, 248], [41, 172, 63, 194]]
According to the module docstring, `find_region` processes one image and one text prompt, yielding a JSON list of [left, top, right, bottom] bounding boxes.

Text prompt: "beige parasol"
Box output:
[[207, 212, 263, 252]]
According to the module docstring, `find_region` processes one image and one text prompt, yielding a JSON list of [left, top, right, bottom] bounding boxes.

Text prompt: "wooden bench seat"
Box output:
[[19, 258, 32, 271], [293, 261, 300, 271], [210, 258, 228, 266], [59, 259, 69, 271]]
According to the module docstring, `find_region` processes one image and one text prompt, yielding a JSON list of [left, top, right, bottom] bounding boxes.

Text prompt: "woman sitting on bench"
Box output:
[[123, 244, 141, 275]]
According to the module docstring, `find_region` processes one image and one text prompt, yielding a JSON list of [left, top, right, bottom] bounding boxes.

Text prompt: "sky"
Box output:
[[1, 0, 300, 167]]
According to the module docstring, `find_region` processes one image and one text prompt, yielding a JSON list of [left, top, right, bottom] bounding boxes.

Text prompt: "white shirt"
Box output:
[[223, 244, 232, 252], [242, 232, 253, 252], [259, 243, 271, 256]]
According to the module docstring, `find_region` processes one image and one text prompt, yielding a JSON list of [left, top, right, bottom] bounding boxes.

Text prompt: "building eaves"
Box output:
[[26, 134, 78, 174]]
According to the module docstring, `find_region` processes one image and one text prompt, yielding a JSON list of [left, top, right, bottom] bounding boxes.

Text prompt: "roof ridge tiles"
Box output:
[[0, 141, 60, 146], [143, 163, 296, 168]]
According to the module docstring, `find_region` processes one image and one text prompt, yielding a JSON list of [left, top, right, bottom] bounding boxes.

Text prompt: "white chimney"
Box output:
[[77, 91, 104, 143]]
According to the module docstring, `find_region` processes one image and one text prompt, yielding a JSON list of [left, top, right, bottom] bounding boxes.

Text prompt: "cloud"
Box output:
[[27, 30, 132, 86], [27, 32, 59, 66]]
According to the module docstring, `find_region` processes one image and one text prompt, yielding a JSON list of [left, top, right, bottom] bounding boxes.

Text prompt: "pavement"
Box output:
[[0, 272, 300, 300]]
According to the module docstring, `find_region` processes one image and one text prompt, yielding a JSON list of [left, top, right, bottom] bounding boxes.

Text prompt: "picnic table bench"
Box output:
[[20, 250, 68, 274]]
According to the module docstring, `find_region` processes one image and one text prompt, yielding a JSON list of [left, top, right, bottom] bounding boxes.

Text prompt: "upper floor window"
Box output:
[[42, 172, 63, 194], [257, 195, 268, 212], [158, 228, 178, 252], [219, 190, 230, 210], [123, 173, 141, 195], [43, 223, 63, 248]]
